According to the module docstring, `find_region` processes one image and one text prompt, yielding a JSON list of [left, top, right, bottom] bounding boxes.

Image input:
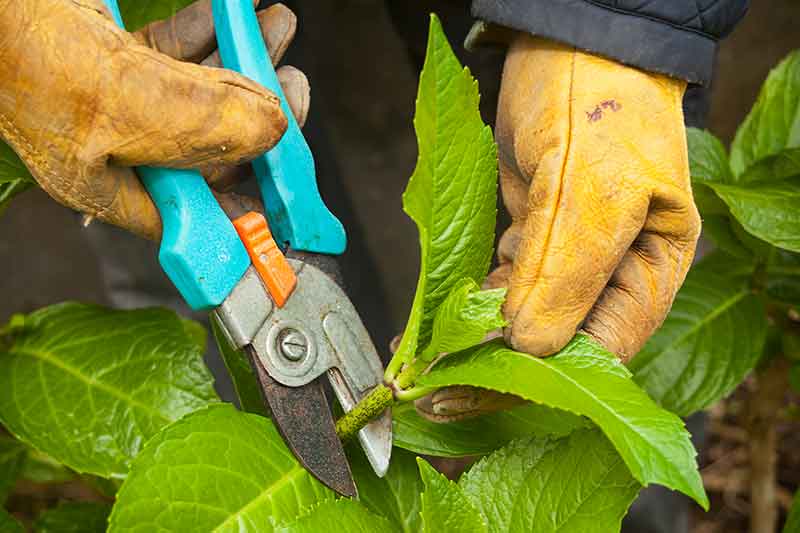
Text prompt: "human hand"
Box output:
[[419, 34, 700, 421], [0, 1, 307, 239]]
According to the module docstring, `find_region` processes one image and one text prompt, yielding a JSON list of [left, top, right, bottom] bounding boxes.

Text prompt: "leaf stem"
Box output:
[[393, 385, 436, 402], [394, 358, 429, 390], [335, 384, 394, 441], [383, 356, 405, 384]]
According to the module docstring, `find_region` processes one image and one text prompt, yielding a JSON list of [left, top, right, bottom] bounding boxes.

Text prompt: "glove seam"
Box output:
[[0, 110, 109, 218]]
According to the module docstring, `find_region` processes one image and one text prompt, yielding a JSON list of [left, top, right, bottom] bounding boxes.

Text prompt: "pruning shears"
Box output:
[[102, 0, 391, 497]]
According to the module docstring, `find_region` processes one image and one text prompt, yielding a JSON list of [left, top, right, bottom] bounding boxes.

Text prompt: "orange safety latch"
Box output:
[[232, 212, 297, 308]]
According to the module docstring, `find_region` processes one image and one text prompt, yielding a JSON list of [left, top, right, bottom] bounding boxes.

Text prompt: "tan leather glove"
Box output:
[[419, 34, 701, 421], [0, 0, 308, 240]]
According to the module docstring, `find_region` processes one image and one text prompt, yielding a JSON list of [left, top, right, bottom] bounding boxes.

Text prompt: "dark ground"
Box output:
[[1, 1, 799, 531]]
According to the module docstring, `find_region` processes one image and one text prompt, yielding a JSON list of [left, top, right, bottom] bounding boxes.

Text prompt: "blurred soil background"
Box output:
[[0, 0, 798, 531]]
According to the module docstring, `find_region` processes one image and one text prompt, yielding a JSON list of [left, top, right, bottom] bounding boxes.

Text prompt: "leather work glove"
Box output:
[[0, 0, 309, 240], [419, 34, 701, 421]]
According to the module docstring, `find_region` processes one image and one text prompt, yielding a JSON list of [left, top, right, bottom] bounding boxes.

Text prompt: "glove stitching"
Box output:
[[0, 110, 108, 217]]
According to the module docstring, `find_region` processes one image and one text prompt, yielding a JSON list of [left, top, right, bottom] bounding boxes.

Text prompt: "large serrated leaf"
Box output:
[[707, 179, 800, 253], [731, 50, 800, 179], [393, 15, 497, 366], [417, 336, 708, 508], [460, 430, 640, 533], [118, 0, 194, 31], [392, 401, 588, 458], [34, 502, 110, 533], [277, 500, 394, 533], [630, 256, 767, 416], [109, 405, 331, 532], [418, 459, 487, 533], [350, 445, 422, 533], [0, 303, 218, 479], [420, 279, 505, 362]]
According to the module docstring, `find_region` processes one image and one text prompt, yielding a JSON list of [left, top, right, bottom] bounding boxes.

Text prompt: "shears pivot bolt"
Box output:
[[278, 328, 309, 361]]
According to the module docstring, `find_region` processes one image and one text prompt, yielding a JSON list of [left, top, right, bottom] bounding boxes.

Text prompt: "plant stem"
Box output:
[[384, 356, 404, 384], [746, 357, 789, 533], [394, 358, 429, 390], [336, 384, 394, 441], [394, 385, 436, 402]]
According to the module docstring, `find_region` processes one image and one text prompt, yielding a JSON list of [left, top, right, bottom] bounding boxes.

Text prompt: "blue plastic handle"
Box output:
[[212, 0, 346, 255], [102, 1, 250, 310]]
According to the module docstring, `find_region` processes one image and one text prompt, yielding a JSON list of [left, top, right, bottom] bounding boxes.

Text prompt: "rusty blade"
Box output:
[[246, 346, 357, 498]]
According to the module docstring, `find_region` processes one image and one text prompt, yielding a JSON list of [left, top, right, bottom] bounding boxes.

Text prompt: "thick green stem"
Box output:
[[336, 384, 394, 441]]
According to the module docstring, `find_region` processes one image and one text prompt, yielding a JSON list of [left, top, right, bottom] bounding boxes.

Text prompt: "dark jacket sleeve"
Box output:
[[471, 0, 749, 86]]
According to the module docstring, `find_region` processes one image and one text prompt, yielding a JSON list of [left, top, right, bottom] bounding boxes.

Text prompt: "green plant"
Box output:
[[676, 50, 800, 533], [0, 2, 798, 531]]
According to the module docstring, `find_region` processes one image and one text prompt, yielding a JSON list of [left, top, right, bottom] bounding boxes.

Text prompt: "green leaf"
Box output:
[[765, 248, 800, 305], [418, 459, 487, 533], [211, 315, 267, 416], [686, 250, 757, 282], [460, 437, 556, 531], [630, 258, 767, 416], [109, 405, 331, 532], [0, 303, 218, 479], [700, 215, 755, 259], [393, 14, 498, 366], [277, 500, 394, 533], [118, 0, 194, 31], [350, 445, 422, 533], [0, 143, 34, 214], [0, 509, 22, 533], [34, 502, 110, 533], [687, 128, 733, 184], [731, 216, 778, 258], [0, 143, 33, 186], [0, 437, 24, 503], [731, 50, 800, 178], [181, 318, 207, 352], [417, 336, 708, 508], [460, 430, 640, 533], [739, 148, 800, 183], [420, 279, 505, 362], [19, 451, 74, 484], [785, 489, 800, 533], [392, 401, 588, 458], [707, 179, 800, 253]]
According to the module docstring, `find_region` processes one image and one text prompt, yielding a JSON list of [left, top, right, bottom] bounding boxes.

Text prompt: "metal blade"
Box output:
[[246, 346, 357, 498]]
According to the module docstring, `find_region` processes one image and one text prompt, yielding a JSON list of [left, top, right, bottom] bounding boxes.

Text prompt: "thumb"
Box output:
[[95, 42, 287, 169], [415, 387, 523, 423]]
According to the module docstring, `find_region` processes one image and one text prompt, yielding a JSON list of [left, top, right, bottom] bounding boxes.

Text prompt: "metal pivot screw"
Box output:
[[277, 328, 309, 361]]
